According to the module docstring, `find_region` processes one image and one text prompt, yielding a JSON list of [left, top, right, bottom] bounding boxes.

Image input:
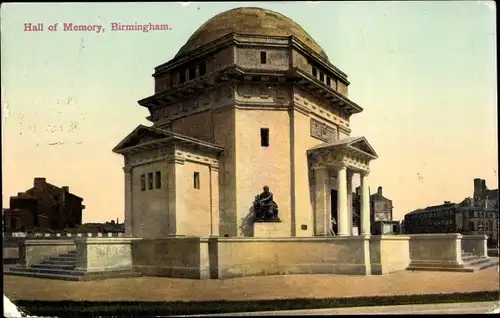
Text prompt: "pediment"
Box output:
[[349, 138, 378, 158], [113, 125, 170, 153]]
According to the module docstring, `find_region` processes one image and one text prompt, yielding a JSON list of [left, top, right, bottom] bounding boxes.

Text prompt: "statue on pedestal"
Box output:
[[253, 186, 279, 221]]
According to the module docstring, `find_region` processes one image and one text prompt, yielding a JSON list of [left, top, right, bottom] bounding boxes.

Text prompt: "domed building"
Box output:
[[113, 7, 380, 277]]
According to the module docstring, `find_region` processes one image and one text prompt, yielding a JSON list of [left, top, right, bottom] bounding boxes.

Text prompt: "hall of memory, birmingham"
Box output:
[[23, 22, 172, 33]]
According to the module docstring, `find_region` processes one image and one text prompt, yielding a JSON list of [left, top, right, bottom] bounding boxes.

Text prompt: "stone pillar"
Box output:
[[209, 164, 220, 236], [314, 167, 330, 236], [166, 157, 185, 236], [337, 165, 349, 236], [347, 170, 353, 235], [360, 171, 371, 235], [123, 166, 133, 236]]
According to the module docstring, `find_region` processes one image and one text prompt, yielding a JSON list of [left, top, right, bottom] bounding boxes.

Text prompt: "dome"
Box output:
[[175, 7, 329, 60]]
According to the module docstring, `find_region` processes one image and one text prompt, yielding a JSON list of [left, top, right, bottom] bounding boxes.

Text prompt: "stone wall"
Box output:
[[131, 159, 170, 239], [75, 237, 136, 272], [370, 235, 410, 274], [213, 107, 238, 237], [236, 47, 289, 71], [461, 234, 488, 257], [19, 239, 75, 267], [132, 238, 210, 279], [210, 236, 371, 278], [234, 108, 292, 237], [408, 233, 464, 269]]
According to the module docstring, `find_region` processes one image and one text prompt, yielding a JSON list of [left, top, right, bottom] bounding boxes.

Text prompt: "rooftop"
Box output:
[[175, 7, 329, 60]]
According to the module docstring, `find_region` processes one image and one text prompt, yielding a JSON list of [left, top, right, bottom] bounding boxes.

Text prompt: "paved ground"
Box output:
[[175, 301, 500, 316], [4, 266, 499, 302]]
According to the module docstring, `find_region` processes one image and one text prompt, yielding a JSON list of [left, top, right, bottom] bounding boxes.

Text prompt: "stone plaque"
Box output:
[[310, 119, 337, 142]]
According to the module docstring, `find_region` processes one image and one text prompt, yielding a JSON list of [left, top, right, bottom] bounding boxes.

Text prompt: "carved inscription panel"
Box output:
[[310, 119, 337, 142]]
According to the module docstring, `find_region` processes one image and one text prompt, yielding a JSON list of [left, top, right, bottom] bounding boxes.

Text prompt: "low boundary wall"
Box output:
[[19, 239, 75, 267], [132, 236, 371, 279], [370, 235, 410, 274], [461, 235, 488, 257], [407, 233, 464, 270]]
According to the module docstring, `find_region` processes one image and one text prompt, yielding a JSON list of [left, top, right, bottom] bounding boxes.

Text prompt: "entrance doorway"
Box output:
[[331, 190, 338, 235]]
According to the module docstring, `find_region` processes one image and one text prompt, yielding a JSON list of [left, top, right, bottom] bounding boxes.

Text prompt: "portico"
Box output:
[[308, 137, 378, 237]]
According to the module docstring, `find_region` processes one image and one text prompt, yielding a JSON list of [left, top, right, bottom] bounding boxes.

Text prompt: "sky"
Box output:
[[1, 1, 497, 222]]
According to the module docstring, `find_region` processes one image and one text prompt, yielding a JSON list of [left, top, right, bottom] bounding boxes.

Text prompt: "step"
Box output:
[[56, 253, 77, 258], [7, 266, 83, 276], [474, 257, 499, 271], [31, 263, 75, 270], [47, 256, 77, 261], [406, 266, 475, 273], [40, 260, 76, 266], [5, 267, 141, 281], [461, 255, 478, 262], [4, 270, 81, 281], [463, 258, 492, 267], [79, 269, 142, 281]]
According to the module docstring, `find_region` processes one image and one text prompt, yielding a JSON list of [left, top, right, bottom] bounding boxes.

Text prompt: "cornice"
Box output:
[[289, 37, 349, 84], [152, 33, 349, 85]]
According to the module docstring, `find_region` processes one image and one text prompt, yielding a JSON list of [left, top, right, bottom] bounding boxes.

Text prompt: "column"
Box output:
[[123, 166, 133, 236], [360, 171, 371, 235], [314, 167, 330, 236], [166, 157, 184, 236], [347, 171, 353, 235], [337, 165, 349, 236], [209, 164, 220, 236]]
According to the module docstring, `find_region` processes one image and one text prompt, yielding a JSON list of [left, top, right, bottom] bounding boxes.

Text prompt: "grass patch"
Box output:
[[15, 291, 499, 317]]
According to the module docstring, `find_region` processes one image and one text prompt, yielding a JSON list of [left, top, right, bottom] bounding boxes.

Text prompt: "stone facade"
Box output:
[[113, 7, 378, 241]]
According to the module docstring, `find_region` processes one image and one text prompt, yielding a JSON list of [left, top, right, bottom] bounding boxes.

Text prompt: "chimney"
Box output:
[[444, 201, 451, 204], [377, 186, 383, 195], [482, 180, 487, 191], [34, 177, 46, 187], [473, 178, 483, 197], [62, 186, 69, 192]]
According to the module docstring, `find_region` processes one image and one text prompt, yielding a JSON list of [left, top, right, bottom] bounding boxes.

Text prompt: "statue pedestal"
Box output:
[[254, 220, 281, 238]]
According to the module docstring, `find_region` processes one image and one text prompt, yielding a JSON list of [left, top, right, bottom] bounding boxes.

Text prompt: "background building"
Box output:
[[2, 177, 85, 232], [352, 185, 400, 235], [402, 178, 499, 247]]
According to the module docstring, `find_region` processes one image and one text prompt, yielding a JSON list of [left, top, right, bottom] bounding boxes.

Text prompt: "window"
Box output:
[[260, 51, 267, 64], [179, 69, 185, 83], [188, 66, 196, 80], [260, 128, 269, 147], [155, 171, 162, 189], [199, 63, 206, 76], [320, 72, 324, 82], [193, 172, 200, 189], [468, 221, 475, 230], [312, 67, 317, 78], [140, 174, 146, 191], [326, 77, 331, 86], [147, 172, 153, 190]]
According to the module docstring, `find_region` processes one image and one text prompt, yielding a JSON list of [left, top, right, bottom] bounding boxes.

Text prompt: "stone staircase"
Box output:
[[460, 251, 499, 271], [407, 251, 499, 273], [4, 250, 140, 281]]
